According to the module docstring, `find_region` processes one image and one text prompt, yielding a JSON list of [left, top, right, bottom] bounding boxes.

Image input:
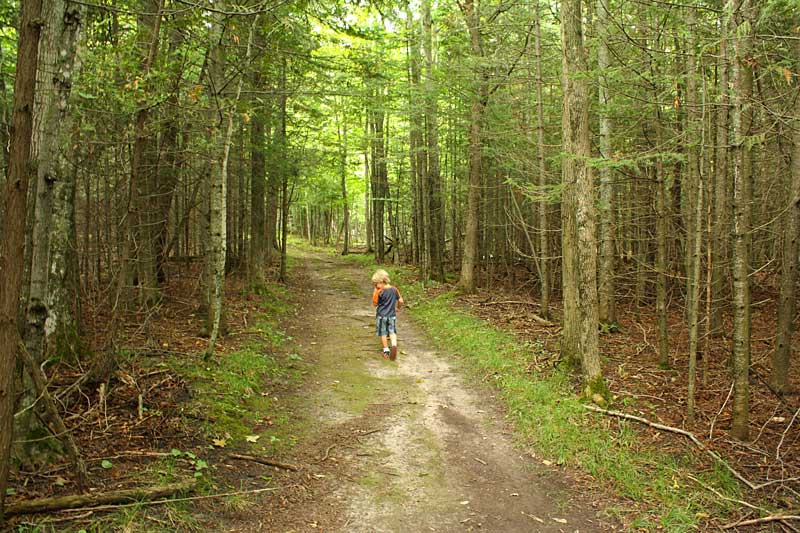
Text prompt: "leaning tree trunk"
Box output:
[[561, 0, 604, 394], [0, 0, 43, 517], [771, 41, 800, 394], [730, 0, 755, 441]]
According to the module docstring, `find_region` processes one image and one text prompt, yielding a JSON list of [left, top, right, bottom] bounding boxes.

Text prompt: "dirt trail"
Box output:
[[254, 249, 614, 532]]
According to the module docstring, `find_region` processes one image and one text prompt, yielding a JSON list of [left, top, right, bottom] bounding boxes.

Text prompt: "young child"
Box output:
[[371, 269, 404, 360]]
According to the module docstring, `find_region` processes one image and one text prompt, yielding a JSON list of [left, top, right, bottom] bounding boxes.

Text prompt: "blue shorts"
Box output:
[[376, 316, 397, 337]]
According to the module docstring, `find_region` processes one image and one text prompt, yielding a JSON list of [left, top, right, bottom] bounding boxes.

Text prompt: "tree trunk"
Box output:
[[129, 0, 163, 307], [711, 15, 730, 334], [278, 57, 289, 283], [0, 0, 43, 517], [534, 1, 550, 318], [249, 67, 266, 284], [685, 6, 702, 423], [730, 0, 754, 441], [337, 101, 350, 255], [364, 105, 373, 253], [771, 41, 800, 394], [205, 14, 256, 357], [561, 0, 604, 393], [26, 0, 84, 361], [423, 0, 444, 281], [458, 0, 487, 293], [406, 9, 426, 272], [596, 0, 616, 325], [18, 0, 84, 459]]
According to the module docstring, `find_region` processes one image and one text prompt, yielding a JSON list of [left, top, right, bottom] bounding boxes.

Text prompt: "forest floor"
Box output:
[[5, 246, 616, 532], [6, 243, 798, 532]]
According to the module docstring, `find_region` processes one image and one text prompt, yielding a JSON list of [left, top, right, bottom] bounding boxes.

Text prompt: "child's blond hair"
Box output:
[[371, 269, 390, 285]]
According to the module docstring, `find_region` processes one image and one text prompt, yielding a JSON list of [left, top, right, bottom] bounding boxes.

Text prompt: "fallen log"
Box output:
[[5, 480, 196, 516], [228, 453, 299, 471]]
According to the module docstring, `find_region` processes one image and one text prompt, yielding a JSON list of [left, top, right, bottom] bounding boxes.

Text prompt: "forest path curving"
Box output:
[[236, 248, 616, 532]]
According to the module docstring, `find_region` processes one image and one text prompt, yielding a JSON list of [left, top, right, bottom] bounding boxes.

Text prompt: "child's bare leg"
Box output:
[[380, 336, 389, 349], [389, 333, 397, 347]]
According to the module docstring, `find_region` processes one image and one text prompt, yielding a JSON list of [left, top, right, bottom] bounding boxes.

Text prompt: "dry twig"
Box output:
[[228, 453, 299, 471], [722, 515, 800, 530]]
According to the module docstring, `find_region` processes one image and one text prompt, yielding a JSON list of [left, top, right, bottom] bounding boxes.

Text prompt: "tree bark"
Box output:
[[458, 0, 488, 293], [18, 0, 85, 460], [337, 100, 350, 255], [206, 15, 256, 357], [26, 0, 84, 362], [561, 0, 604, 391], [249, 66, 267, 284], [596, 0, 616, 325], [534, 1, 550, 318], [0, 0, 43, 517], [711, 14, 730, 334], [771, 41, 800, 394], [730, 0, 755, 441], [423, 0, 445, 281], [685, 6, 702, 423]]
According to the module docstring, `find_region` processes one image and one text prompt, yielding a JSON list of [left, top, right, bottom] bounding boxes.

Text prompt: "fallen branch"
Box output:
[[685, 474, 767, 513], [722, 515, 800, 530], [228, 453, 299, 471], [317, 444, 336, 463], [5, 480, 196, 516], [29, 485, 286, 516], [583, 405, 758, 491], [475, 301, 556, 326]]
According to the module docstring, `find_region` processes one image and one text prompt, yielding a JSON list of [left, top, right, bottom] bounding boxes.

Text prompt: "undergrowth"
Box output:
[[14, 282, 304, 533]]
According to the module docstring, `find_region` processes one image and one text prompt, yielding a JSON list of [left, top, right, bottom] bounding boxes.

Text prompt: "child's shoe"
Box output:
[[382, 348, 391, 359], [389, 346, 397, 361]]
